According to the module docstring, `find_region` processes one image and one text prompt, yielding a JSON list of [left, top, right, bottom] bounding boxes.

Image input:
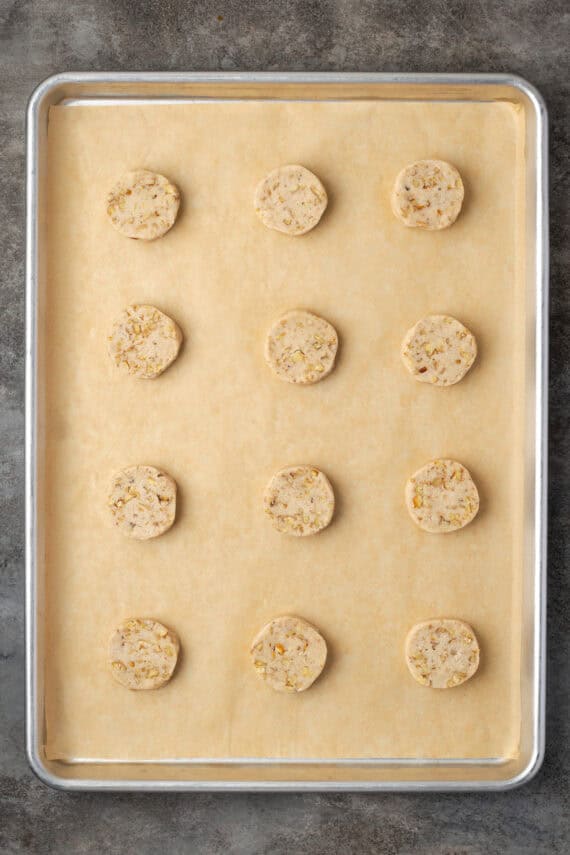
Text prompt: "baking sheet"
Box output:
[[43, 98, 526, 762]]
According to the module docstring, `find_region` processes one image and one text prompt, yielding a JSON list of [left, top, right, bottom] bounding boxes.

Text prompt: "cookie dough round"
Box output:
[[391, 160, 464, 230], [250, 615, 328, 693], [254, 164, 328, 235], [405, 459, 479, 533], [401, 314, 477, 386], [405, 618, 480, 689], [108, 465, 177, 540], [106, 170, 180, 240], [265, 310, 339, 385], [264, 465, 335, 537], [108, 304, 183, 379], [109, 618, 180, 690]]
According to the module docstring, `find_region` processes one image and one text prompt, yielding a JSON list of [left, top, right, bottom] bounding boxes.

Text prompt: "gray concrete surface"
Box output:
[[1, 1, 569, 852]]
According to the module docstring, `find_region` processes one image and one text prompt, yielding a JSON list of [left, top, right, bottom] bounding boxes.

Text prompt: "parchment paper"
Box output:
[[43, 98, 525, 761]]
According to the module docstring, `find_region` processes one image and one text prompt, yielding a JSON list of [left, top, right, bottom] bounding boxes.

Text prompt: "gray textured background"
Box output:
[[1, 1, 569, 853]]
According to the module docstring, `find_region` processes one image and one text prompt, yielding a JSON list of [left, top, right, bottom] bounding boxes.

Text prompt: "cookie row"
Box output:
[[109, 615, 481, 693], [108, 458, 480, 540], [106, 160, 464, 241], [108, 305, 478, 388]]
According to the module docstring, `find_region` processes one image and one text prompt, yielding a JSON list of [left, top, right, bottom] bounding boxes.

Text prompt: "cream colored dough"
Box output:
[[254, 164, 328, 235], [405, 618, 480, 689], [391, 159, 464, 229], [405, 459, 479, 533], [108, 304, 183, 379], [109, 618, 180, 690], [401, 314, 477, 386], [106, 169, 180, 240], [264, 465, 335, 536], [250, 615, 328, 693], [108, 464, 177, 540], [264, 309, 338, 385]]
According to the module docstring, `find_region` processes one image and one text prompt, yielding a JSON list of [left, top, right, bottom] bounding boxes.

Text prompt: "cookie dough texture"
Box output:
[[108, 465, 177, 540], [405, 618, 480, 689], [401, 314, 477, 386], [250, 615, 328, 693], [391, 160, 464, 230], [264, 465, 335, 537], [254, 164, 328, 235], [109, 618, 180, 690], [106, 170, 180, 240], [265, 310, 339, 385], [108, 304, 183, 379], [405, 459, 479, 533]]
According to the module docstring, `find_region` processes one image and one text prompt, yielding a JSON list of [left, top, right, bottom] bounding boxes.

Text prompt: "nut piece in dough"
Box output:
[[405, 459, 479, 533], [254, 164, 328, 236], [391, 160, 464, 230], [265, 310, 338, 385], [109, 618, 180, 690], [405, 618, 480, 689], [401, 314, 477, 386], [264, 465, 335, 537], [108, 465, 177, 540], [250, 615, 327, 693], [106, 170, 180, 240], [108, 304, 183, 379]]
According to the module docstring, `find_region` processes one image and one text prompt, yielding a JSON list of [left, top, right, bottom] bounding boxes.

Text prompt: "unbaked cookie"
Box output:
[[401, 314, 477, 386], [264, 465, 335, 537], [254, 165, 328, 235], [108, 465, 177, 540], [265, 310, 338, 385], [405, 618, 480, 689], [108, 304, 183, 379], [109, 618, 180, 690], [106, 170, 180, 240], [405, 459, 479, 533], [391, 160, 464, 230], [250, 615, 327, 692]]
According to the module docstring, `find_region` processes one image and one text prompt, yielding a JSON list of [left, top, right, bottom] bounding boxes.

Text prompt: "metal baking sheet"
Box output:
[[26, 72, 548, 791]]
